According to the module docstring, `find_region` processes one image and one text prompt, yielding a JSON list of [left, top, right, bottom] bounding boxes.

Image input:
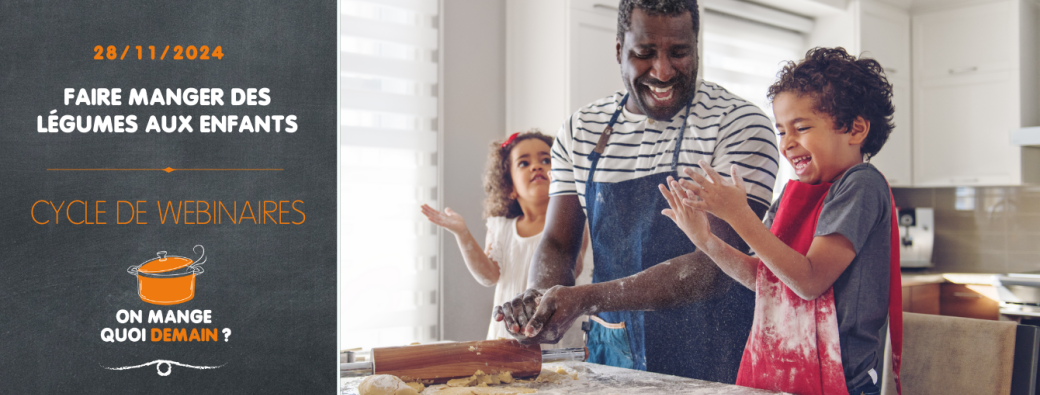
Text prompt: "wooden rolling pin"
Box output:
[[340, 339, 587, 383]]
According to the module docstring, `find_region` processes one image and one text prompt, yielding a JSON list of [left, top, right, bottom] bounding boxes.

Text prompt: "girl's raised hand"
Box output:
[[659, 176, 711, 247], [420, 204, 467, 235], [679, 160, 751, 224]]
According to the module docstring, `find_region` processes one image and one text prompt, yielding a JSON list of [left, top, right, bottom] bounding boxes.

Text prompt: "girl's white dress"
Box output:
[[484, 216, 593, 349]]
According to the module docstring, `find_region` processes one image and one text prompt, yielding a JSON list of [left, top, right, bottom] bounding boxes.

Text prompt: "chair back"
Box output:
[[880, 312, 1019, 395]]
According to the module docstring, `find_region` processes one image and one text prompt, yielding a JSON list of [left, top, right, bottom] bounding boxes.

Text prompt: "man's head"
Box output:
[[616, 0, 700, 120]]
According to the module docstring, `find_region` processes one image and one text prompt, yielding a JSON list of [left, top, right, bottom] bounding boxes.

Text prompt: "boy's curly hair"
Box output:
[[767, 47, 895, 160], [483, 130, 555, 219]]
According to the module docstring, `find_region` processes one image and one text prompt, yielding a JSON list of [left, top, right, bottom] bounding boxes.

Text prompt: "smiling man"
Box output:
[[493, 0, 780, 383]]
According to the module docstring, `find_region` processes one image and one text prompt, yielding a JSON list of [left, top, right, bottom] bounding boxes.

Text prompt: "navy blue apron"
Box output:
[[583, 94, 755, 383]]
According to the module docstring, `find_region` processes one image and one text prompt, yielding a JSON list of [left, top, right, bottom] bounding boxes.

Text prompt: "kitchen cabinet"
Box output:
[[857, 1, 913, 187], [506, 0, 624, 135], [568, 1, 627, 116], [810, 0, 913, 186], [911, 0, 1040, 186], [940, 283, 1001, 320], [903, 283, 940, 314], [902, 274, 1001, 320]]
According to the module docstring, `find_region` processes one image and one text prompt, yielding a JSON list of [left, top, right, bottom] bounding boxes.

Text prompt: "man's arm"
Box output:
[[573, 199, 767, 310], [497, 197, 768, 343], [529, 194, 586, 289], [495, 194, 585, 336]]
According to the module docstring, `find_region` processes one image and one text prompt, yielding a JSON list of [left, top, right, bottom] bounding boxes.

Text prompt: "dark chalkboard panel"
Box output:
[[0, 1, 337, 393]]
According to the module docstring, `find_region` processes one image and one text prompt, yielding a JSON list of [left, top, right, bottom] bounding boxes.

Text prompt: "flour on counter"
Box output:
[[358, 374, 420, 395], [345, 362, 789, 395]]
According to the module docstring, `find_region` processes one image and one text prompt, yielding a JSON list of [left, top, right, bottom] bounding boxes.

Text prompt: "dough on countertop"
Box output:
[[447, 370, 506, 387], [429, 387, 536, 395], [446, 375, 478, 387], [405, 382, 425, 393], [359, 374, 420, 395], [435, 370, 534, 395], [529, 367, 575, 384], [424, 366, 584, 395], [497, 371, 514, 384], [555, 366, 578, 381]]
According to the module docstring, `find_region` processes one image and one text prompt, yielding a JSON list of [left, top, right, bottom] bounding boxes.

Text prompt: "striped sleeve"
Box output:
[[549, 116, 578, 196], [712, 104, 779, 209]]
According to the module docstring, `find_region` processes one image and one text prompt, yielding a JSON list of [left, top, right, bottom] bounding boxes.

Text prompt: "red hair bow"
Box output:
[[501, 132, 520, 148]]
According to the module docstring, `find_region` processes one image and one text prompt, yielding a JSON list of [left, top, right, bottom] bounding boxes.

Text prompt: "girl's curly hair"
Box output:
[[483, 130, 555, 219], [767, 47, 895, 160]]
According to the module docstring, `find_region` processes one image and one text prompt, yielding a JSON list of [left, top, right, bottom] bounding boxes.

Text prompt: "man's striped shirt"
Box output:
[[549, 81, 780, 210]]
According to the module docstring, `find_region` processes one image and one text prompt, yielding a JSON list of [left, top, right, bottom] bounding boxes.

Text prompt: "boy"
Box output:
[[659, 47, 901, 395]]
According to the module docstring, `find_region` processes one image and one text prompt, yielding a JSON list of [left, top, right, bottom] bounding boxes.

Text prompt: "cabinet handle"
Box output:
[[953, 292, 982, 298], [884, 67, 898, 75], [951, 178, 979, 184], [948, 66, 978, 75], [593, 4, 619, 11]]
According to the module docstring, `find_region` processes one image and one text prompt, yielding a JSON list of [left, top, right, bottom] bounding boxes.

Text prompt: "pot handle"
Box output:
[[188, 245, 206, 275], [128, 251, 166, 275]]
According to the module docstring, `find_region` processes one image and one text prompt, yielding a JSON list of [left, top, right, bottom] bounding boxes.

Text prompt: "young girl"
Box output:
[[420, 130, 592, 349], [660, 47, 902, 395]]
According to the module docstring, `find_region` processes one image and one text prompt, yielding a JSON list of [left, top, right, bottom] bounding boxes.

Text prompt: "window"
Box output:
[[339, 0, 440, 351], [701, 4, 808, 200]]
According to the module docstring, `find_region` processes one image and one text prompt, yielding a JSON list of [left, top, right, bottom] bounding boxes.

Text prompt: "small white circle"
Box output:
[[157, 362, 172, 376]]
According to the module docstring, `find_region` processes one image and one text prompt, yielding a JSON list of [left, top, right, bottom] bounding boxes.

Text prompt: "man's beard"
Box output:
[[625, 69, 697, 121]]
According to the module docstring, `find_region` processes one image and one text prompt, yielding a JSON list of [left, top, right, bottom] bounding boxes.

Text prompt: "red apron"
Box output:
[[735, 180, 903, 395]]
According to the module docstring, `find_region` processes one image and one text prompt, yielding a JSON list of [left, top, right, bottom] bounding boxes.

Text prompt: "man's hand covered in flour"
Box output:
[[493, 288, 542, 340], [493, 285, 585, 344]]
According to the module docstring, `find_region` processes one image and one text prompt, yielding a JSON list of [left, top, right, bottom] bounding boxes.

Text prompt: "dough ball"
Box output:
[[358, 375, 420, 395]]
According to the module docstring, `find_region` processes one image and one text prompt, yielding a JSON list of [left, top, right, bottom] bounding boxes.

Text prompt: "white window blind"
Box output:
[[701, 6, 807, 201], [339, 0, 440, 351]]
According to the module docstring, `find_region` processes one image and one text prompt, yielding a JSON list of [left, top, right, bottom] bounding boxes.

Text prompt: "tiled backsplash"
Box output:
[[892, 187, 1040, 273]]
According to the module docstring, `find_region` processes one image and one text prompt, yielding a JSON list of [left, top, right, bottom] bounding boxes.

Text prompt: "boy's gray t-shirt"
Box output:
[[762, 163, 892, 391]]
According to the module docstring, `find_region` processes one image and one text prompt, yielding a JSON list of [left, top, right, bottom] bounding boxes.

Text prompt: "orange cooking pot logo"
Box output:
[[127, 245, 206, 305]]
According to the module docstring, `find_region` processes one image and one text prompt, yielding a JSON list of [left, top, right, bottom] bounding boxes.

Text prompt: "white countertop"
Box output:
[[341, 361, 786, 395], [901, 272, 997, 286]]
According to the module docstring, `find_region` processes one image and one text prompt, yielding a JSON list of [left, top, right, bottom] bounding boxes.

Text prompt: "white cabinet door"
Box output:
[[913, 71, 1019, 186], [859, 4, 910, 82], [913, 1, 1016, 81], [858, 1, 912, 186], [570, 9, 625, 112], [871, 81, 912, 186]]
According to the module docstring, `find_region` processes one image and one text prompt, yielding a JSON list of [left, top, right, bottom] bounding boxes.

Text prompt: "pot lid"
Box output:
[[138, 251, 194, 274]]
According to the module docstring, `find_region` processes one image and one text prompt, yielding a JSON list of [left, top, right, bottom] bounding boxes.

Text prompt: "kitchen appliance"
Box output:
[[995, 273, 1040, 320], [127, 245, 206, 305], [898, 207, 934, 268], [339, 339, 586, 382]]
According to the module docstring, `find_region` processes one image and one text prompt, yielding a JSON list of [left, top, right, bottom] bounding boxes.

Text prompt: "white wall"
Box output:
[[440, 0, 508, 342]]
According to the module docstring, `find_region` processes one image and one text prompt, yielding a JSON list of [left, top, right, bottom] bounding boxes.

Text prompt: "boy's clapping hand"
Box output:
[[659, 174, 711, 247], [678, 160, 754, 225]]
